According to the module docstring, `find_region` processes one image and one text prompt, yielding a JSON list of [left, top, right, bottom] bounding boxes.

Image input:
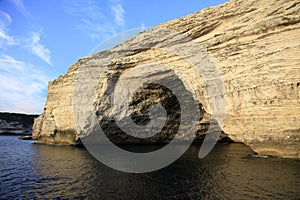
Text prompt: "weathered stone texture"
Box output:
[[33, 0, 300, 157]]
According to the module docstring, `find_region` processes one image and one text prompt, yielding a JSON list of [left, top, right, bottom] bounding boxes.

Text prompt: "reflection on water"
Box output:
[[0, 136, 299, 199]]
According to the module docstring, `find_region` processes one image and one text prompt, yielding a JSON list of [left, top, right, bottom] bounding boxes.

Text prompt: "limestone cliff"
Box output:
[[33, 0, 300, 158]]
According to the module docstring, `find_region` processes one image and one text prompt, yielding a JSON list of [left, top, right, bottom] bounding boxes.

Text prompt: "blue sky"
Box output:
[[0, 0, 227, 114]]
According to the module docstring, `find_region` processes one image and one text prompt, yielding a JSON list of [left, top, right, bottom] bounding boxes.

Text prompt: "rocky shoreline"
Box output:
[[0, 112, 38, 135]]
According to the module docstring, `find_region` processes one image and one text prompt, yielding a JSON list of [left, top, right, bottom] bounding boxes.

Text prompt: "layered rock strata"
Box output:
[[0, 112, 38, 135], [33, 0, 300, 158]]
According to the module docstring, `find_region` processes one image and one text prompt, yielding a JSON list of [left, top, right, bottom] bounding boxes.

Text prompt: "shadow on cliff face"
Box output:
[[100, 83, 182, 152], [98, 81, 233, 153]]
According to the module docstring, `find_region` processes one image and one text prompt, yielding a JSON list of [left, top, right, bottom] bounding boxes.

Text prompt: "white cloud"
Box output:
[[25, 32, 52, 65], [63, 0, 104, 19], [140, 22, 146, 29], [80, 18, 117, 39], [0, 12, 51, 64], [111, 3, 125, 27], [11, 0, 30, 16], [63, 0, 115, 38], [0, 54, 50, 114], [0, 11, 16, 48], [0, 29, 14, 47], [63, 0, 125, 39], [0, 3, 50, 114], [0, 11, 12, 24]]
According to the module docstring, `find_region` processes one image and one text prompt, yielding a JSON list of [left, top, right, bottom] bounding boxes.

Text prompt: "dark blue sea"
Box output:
[[0, 135, 299, 199]]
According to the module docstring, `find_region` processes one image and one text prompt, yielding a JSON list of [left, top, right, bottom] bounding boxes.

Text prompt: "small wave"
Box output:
[[248, 153, 269, 158]]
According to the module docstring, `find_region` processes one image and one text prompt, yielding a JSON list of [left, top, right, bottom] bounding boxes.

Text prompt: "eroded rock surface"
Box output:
[[33, 0, 300, 157]]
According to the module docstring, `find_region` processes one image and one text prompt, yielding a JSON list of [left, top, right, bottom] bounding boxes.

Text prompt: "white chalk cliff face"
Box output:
[[33, 0, 300, 158]]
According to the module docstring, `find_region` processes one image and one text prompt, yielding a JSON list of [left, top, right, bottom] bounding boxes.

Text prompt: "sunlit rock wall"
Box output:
[[33, 0, 300, 158]]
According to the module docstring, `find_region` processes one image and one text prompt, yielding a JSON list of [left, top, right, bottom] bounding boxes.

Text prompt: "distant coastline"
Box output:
[[0, 112, 38, 135]]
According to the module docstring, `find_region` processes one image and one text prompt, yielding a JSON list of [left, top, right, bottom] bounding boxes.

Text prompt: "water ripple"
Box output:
[[0, 136, 299, 199]]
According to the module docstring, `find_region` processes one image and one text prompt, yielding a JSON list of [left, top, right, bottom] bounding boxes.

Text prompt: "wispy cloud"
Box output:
[[63, 0, 125, 39], [10, 0, 30, 16], [63, 0, 104, 19], [80, 18, 117, 39], [0, 54, 50, 114], [111, 3, 125, 27], [0, 11, 16, 48], [140, 22, 146, 29], [25, 32, 52, 65], [0, 11, 12, 23], [0, 11, 51, 65], [0, 2, 51, 114]]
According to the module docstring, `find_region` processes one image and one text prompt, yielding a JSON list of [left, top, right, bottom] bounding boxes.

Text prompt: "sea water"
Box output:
[[0, 135, 299, 199]]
